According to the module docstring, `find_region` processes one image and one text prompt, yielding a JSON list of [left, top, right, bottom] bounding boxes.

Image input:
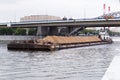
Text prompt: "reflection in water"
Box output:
[[0, 41, 120, 80]]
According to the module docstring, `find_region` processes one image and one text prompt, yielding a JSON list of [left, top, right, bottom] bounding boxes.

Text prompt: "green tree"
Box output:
[[6, 28, 14, 35], [109, 31, 120, 36], [78, 29, 99, 35], [0, 28, 6, 35], [0, 28, 14, 35], [14, 28, 26, 35], [28, 28, 37, 35]]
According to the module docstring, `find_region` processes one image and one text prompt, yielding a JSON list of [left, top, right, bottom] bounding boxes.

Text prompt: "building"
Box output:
[[20, 15, 61, 36], [20, 15, 61, 22]]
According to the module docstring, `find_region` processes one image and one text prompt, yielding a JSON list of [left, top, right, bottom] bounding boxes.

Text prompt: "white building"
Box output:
[[20, 15, 61, 22]]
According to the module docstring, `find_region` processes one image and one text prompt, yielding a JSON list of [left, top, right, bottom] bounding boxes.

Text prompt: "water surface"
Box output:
[[0, 39, 120, 80]]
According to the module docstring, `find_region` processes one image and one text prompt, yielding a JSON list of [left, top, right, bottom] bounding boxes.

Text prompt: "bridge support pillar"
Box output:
[[68, 27, 74, 33], [37, 26, 60, 37], [37, 26, 49, 38], [26, 28, 29, 35], [49, 27, 58, 36]]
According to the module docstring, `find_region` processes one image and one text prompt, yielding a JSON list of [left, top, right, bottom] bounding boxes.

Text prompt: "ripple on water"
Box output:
[[0, 42, 119, 80]]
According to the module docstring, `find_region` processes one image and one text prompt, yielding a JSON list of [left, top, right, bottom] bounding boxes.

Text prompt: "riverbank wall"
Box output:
[[0, 35, 36, 43], [0, 36, 119, 44]]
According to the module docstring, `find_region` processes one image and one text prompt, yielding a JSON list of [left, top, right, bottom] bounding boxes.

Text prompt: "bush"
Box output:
[[0, 28, 14, 35], [28, 28, 37, 35], [14, 28, 26, 35], [78, 29, 99, 35]]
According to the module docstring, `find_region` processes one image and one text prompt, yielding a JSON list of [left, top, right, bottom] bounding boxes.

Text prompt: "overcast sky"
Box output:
[[0, 0, 119, 22]]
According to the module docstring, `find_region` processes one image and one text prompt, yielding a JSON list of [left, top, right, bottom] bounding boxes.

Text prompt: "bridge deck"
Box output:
[[0, 19, 120, 28]]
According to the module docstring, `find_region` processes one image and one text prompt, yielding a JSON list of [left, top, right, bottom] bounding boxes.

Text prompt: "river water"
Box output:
[[0, 37, 120, 80]]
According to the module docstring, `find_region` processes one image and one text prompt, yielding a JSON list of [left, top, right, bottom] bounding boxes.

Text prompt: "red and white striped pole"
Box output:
[[103, 4, 106, 15], [108, 6, 111, 13], [108, 6, 111, 30], [103, 4, 106, 30]]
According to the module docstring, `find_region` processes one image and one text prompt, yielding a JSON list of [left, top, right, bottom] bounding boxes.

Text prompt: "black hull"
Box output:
[[7, 41, 112, 51]]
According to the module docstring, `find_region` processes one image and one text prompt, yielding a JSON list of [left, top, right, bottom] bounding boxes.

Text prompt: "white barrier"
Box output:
[[102, 55, 120, 80], [0, 35, 36, 41]]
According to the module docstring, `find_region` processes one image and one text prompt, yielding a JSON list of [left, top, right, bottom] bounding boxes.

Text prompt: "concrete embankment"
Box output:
[[0, 35, 36, 43], [102, 55, 120, 80]]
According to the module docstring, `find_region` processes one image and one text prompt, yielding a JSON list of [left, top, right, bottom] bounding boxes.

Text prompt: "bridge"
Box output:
[[0, 19, 120, 28], [0, 19, 120, 37], [0, 11, 120, 37]]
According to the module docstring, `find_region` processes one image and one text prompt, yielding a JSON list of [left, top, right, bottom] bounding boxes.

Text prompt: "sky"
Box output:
[[0, 0, 120, 22]]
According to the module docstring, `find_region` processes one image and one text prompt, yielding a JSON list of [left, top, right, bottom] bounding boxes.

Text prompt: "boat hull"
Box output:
[[7, 41, 112, 51]]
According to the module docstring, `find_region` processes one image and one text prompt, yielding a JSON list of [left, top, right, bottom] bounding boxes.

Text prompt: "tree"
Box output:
[[6, 28, 14, 35], [0, 28, 14, 35], [78, 29, 99, 35], [0, 28, 6, 35], [14, 28, 26, 35], [28, 28, 37, 35]]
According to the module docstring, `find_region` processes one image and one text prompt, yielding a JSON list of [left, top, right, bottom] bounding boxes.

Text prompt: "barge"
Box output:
[[7, 35, 113, 51]]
